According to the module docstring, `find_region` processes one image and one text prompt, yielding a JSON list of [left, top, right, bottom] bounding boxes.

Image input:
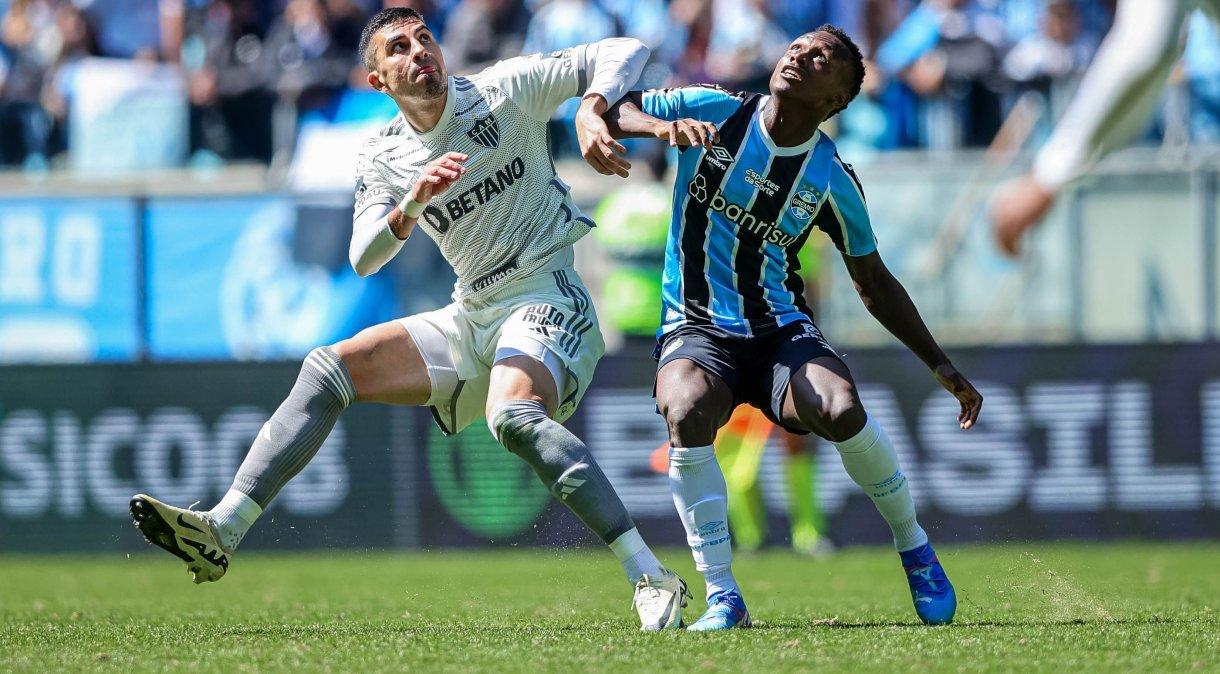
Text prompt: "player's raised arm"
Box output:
[[822, 157, 982, 429], [571, 38, 650, 177], [349, 151, 468, 276], [483, 38, 649, 176], [601, 91, 720, 148], [990, 0, 1196, 255]]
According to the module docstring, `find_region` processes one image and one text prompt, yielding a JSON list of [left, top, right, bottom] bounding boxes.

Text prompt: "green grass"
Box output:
[[1, 543, 1217, 672]]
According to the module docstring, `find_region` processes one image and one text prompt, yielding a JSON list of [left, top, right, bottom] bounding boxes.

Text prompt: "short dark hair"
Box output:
[[359, 7, 426, 71], [811, 23, 865, 118]]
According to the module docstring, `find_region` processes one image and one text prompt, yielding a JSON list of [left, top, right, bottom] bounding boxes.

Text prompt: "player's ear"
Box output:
[[832, 90, 849, 113], [367, 70, 386, 93]]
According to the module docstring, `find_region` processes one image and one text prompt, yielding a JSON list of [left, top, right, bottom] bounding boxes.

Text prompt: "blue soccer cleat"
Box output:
[[686, 590, 752, 632], [900, 542, 956, 625]]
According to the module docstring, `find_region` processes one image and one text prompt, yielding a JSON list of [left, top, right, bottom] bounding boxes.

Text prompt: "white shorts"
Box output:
[[398, 267, 605, 434]]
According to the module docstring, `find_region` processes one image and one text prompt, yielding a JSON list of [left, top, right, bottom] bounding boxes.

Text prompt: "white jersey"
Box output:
[[354, 46, 619, 300]]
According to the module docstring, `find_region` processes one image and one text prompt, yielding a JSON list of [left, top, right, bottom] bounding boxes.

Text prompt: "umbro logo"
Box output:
[[705, 145, 734, 170], [696, 520, 724, 536]]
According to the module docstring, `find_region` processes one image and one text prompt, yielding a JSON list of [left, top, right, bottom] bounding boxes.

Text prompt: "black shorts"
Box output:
[[652, 321, 842, 435]]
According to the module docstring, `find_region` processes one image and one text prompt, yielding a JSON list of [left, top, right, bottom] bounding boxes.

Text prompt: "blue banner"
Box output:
[[147, 197, 398, 359], [0, 198, 139, 361]]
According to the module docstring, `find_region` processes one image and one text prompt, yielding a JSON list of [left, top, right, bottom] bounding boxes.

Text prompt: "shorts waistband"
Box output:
[[455, 247, 575, 307], [459, 262, 579, 310]]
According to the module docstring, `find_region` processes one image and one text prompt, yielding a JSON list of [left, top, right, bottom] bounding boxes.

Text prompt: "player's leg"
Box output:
[[655, 352, 751, 631], [780, 354, 955, 625], [485, 354, 686, 630], [484, 285, 687, 630], [130, 320, 430, 583]]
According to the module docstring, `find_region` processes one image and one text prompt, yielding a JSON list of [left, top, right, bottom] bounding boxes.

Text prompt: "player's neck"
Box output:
[[762, 96, 828, 148], [398, 87, 449, 133]]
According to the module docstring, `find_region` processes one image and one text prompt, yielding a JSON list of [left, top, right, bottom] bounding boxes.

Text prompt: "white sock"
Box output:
[[608, 527, 665, 583], [834, 415, 928, 552], [207, 489, 263, 552], [668, 445, 738, 598]]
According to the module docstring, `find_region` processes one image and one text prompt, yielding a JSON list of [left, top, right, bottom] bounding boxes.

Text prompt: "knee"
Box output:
[[798, 383, 865, 443], [658, 389, 722, 446], [488, 399, 549, 450], [298, 346, 355, 408]]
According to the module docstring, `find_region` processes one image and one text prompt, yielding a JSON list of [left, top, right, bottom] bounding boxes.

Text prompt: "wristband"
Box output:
[[401, 197, 427, 219]]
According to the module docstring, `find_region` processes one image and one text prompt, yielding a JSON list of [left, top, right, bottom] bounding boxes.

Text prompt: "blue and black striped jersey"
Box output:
[[642, 85, 876, 338]]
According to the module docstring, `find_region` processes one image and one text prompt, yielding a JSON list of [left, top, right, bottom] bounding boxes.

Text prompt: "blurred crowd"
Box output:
[[1, 0, 1218, 169]]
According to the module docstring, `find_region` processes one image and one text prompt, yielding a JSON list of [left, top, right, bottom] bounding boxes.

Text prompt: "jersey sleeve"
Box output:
[[817, 155, 877, 257], [353, 146, 398, 217], [640, 85, 744, 126], [480, 48, 585, 122], [353, 143, 419, 218], [483, 39, 648, 122]]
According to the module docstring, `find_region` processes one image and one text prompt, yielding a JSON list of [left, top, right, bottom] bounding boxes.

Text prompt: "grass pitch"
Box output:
[[1, 542, 1217, 672]]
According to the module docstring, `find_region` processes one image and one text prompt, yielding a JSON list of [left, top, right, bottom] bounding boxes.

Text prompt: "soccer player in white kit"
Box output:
[[991, 0, 1220, 254], [128, 7, 691, 631]]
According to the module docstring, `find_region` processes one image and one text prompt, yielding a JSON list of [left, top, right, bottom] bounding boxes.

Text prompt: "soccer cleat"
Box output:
[[130, 494, 230, 584], [900, 542, 956, 625], [633, 569, 690, 631], [686, 590, 752, 631]]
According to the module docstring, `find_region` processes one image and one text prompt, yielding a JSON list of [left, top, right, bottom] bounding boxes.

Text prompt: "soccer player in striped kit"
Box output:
[[128, 7, 691, 630], [602, 25, 984, 630]]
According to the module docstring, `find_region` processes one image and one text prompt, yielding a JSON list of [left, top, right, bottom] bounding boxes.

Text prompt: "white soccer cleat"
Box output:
[[633, 569, 690, 631], [129, 494, 230, 584]]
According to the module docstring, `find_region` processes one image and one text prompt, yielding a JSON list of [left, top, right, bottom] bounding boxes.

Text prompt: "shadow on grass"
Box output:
[[210, 615, 1195, 638], [750, 615, 1191, 630]]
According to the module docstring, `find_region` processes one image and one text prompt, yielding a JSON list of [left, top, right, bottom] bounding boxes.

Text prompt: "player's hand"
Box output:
[[576, 100, 631, 178], [990, 174, 1057, 257], [410, 151, 468, 205], [654, 119, 719, 148], [932, 363, 982, 430]]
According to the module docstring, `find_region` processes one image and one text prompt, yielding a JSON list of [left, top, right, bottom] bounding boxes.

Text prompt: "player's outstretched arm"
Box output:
[[842, 251, 983, 429], [990, 0, 1190, 255], [349, 151, 468, 277], [602, 91, 720, 147]]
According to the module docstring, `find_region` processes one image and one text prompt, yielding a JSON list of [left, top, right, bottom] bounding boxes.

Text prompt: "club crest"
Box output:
[[467, 114, 500, 149], [789, 189, 820, 221]]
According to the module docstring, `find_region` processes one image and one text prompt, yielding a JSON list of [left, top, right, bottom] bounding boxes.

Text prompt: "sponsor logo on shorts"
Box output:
[[470, 256, 520, 292], [791, 322, 832, 350], [521, 304, 566, 328], [660, 338, 684, 360]]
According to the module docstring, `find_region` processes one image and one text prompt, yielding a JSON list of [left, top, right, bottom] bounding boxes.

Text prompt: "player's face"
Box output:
[[770, 31, 852, 112], [369, 20, 447, 100]]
